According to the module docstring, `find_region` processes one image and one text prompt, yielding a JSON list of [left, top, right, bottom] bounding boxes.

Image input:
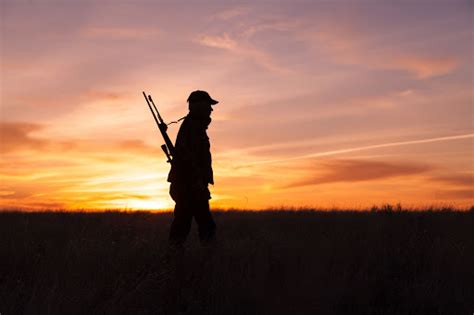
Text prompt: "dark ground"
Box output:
[[1, 209, 473, 315]]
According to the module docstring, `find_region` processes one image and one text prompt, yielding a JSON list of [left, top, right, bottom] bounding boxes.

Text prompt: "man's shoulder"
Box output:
[[180, 115, 191, 126], [177, 116, 191, 133]]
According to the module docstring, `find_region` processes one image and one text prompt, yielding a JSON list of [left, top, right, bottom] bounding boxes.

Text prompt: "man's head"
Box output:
[[187, 90, 218, 117]]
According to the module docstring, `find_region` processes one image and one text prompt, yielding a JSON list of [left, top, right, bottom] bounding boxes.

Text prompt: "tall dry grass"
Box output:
[[1, 208, 473, 314]]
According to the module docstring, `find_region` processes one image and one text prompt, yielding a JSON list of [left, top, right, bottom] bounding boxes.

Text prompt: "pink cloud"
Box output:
[[393, 56, 459, 79], [303, 21, 460, 79], [80, 27, 161, 40], [210, 7, 250, 20], [83, 90, 127, 102], [283, 159, 432, 188], [197, 32, 290, 74], [0, 122, 48, 153], [198, 33, 237, 50], [196, 17, 300, 74]]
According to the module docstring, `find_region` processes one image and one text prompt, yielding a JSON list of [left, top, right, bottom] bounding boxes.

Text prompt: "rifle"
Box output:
[[142, 91, 175, 163]]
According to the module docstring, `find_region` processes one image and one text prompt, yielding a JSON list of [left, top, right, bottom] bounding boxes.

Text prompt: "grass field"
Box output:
[[1, 208, 473, 314]]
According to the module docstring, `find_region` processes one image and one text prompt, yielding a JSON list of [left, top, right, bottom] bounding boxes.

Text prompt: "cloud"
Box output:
[[0, 188, 32, 199], [0, 122, 48, 153], [80, 27, 161, 40], [210, 7, 249, 20], [284, 159, 432, 188], [434, 189, 474, 200], [302, 19, 460, 79], [0, 121, 160, 157], [116, 139, 159, 155], [6, 201, 67, 211], [195, 18, 299, 74], [198, 33, 238, 50], [392, 56, 459, 79], [432, 174, 473, 187], [197, 32, 289, 74], [83, 90, 127, 102], [243, 133, 474, 167], [226, 88, 418, 127]]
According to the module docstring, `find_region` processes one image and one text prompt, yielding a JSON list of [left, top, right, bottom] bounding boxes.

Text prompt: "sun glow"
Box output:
[[105, 198, 173, 211]]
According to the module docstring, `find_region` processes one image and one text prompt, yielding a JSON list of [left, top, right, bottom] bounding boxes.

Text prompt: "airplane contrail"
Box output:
[[241, 133, 474, 166]]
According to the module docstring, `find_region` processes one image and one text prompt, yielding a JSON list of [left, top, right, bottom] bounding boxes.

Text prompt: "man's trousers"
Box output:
[[168, 183, 216, 246]]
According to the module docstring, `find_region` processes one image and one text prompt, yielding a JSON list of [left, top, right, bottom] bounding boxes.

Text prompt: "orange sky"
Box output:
[[1, 2, 473, 211]]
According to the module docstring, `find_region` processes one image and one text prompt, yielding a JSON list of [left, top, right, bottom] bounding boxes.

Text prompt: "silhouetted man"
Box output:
[[167, 90, 218, 247]]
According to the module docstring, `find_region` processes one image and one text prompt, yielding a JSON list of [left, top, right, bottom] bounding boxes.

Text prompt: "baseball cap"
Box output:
[[187, 90, 219, 105]]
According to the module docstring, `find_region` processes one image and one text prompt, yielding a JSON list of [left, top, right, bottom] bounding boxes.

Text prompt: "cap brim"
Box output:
[[210, 99, 219, 105]]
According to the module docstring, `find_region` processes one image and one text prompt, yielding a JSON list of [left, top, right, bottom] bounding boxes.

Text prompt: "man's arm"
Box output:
[[172, 120, 208, 185]]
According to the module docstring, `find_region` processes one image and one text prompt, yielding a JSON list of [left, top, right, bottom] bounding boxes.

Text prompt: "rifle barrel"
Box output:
[[142, 91, 176, 159], [148, 95, 164, 123], [143, 91, 160, 129]]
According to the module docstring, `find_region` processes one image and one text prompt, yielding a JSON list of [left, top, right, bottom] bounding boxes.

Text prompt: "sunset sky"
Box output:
[[1, 1, 472, 211]]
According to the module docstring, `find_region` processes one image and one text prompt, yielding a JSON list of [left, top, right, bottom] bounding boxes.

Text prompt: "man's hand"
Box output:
[[159, 123, 168, 132]]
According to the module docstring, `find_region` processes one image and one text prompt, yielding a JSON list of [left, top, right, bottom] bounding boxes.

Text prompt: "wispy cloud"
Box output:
[[283, 159, 432, 188], [302, 19, 461, 79], [243, 133, 474, 166], [0, 122, 48, 153], [210, 7, 249, 20], [392, 56, 459, 79], [198, 33, 237, 50], [0, 121, 160, 156], [434, 189, 474, 200], [196, 17, 300, 74], [432, 174, 473, 187], [196, 32, 290, 74], [80, 27, 161, 40], [83, 90, 127, 101]]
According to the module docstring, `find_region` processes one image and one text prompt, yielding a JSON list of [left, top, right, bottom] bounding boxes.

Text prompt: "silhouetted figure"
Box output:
[[168, 90, 218, 247]]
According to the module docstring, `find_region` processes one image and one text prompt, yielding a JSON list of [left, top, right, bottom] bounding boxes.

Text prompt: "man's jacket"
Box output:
[[167, 114, 214, 186]]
